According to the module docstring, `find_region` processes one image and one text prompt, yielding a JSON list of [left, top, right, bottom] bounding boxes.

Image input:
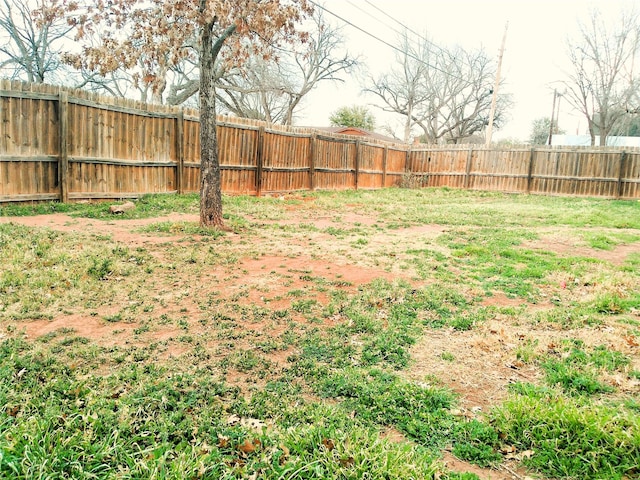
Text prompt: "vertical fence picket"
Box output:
[[256, 126, 265, 196], [617, 150, 627, 199], [354, 140, 361, 190], [308, 133, 316, 191], [176, 109, 184, 194], [526, 148, 535, 193], [463, 147, 474, 189], [58, 90, 69, 202]]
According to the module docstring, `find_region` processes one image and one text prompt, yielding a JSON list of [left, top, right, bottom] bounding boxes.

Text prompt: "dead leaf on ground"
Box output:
[[217, 435, 230, 448], [521, 449, 535, 459], [321, 438, 335, 451], [237, 438, 262, 455], [6, 406, 19, 417], [226, 414, 241, 425], [501, 445, 517, 454], [240, 417, 267, 431]]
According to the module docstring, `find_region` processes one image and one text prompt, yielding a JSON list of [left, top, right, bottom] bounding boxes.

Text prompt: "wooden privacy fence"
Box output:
[[1, 80, 640, 203]]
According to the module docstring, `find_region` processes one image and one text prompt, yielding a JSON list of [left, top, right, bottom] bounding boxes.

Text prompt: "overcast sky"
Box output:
[[296, 0, 637, 142]]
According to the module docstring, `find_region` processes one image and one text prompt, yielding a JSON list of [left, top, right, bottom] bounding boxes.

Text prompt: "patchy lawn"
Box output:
[[1, 188, 639, 479]]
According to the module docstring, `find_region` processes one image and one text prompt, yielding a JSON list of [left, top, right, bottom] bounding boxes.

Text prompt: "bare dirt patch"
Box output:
[[524, 228, 640, 265]]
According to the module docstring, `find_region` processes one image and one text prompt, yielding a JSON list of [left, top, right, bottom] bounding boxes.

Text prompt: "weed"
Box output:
[[535, 303, 604, 329], [594, 292, 640, 315], [87, 257, 113, 280], [541, 358, 613, 395], [440, 351, 455, 362], [452, 420, 502, 467], [399, 172, 428, 189], [492, 395, 640, 479], [514, 338, 538, 363], [313, 368, 457, 449], [103, 313, 122, 323], [222, 350, 270, 374], [538, 343, 629, 396], [140, 221, 227, 238], [292, 299, 319, 314]]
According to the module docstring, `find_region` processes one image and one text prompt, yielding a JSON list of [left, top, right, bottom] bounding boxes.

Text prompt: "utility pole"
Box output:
[[548, 89, 558, 145], [485, 23, 508, 146]]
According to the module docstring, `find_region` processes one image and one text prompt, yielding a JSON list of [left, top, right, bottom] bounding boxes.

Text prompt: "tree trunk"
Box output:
[[198, 17, 236, 228], [599, 131, 607, 147], [584, 117, 595, 146], [199, 21, 223, 227], [403, 101, 413, 143]]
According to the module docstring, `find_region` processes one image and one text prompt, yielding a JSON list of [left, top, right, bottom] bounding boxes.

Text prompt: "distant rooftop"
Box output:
[[550, 134, 640, 147], [307, 126, 400, 144]]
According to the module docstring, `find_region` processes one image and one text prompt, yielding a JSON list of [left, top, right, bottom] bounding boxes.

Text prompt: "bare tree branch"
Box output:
[[561, 7, 640, 145], [0, 0, 74, 82], [366, 32, 511, 144]]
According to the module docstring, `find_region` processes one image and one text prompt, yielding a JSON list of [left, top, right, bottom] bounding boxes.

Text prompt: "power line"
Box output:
[[361, 0, 453, 61], [343, 0, 406, 40], [306, 0, 468, 82], [344, 0, 480, 74], [307, 0, 407, 59]]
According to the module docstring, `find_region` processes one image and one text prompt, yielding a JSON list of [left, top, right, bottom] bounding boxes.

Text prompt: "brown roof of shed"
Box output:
[[308, 126, 400, 143]]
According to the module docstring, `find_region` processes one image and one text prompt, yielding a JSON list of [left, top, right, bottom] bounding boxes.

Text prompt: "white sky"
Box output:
[[296, 0, 637, 142]]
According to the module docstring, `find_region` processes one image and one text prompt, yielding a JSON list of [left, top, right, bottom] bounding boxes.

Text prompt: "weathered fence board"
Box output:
[[1, 80, 640, 204], [384, 148, 407, 186]]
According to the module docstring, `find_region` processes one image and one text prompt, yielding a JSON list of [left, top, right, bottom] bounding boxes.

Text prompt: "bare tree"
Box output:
[[213, 54, 298, 123], [69, 53, 174, 104], [166, 12, 358, 125], [0, 0, 73, 82], [367, 33, 511, 144], [562, 8, 640, 146], [366, 34, 430, 142]]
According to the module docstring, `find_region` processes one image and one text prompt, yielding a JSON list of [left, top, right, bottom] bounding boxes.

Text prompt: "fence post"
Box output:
[[382, 146, 388, 188], [175, 108, 184, 194], [463, 147, 474, 189], [255, 126, 265, 196], [354, 140, 361, 190], [526, 147, 535, 193], [616, 150, 627, 199], [58, 90, 69, 203], [308, 133, 316, 191]]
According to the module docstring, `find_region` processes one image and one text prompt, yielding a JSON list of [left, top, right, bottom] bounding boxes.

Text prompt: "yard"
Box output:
[[1, 188, 639, 479]]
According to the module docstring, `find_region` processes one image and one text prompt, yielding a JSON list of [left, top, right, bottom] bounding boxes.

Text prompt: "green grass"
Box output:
[[0, 337, 469, 480], [433, 227, 590, 300], [139, 220, 228, 237], [583, 231, 640, 250], [1, 188, 639, 479], [0, 193, 201, 219], [492, 395, 640, 479], [309, 188, 640, 229]]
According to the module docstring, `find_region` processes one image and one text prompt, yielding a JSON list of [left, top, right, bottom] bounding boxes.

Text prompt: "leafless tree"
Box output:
[[366, 34, 430, 142], [562, 8, 640, 145], [213, 54, 299, 123], [0, 0, 73, 82], [166, 12, 358, 125], [367, 33, 511, 144], [70, 59, 172, 104]]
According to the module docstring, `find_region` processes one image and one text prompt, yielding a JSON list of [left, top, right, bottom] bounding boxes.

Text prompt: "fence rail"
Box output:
[[1, 80, 640, 203]]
